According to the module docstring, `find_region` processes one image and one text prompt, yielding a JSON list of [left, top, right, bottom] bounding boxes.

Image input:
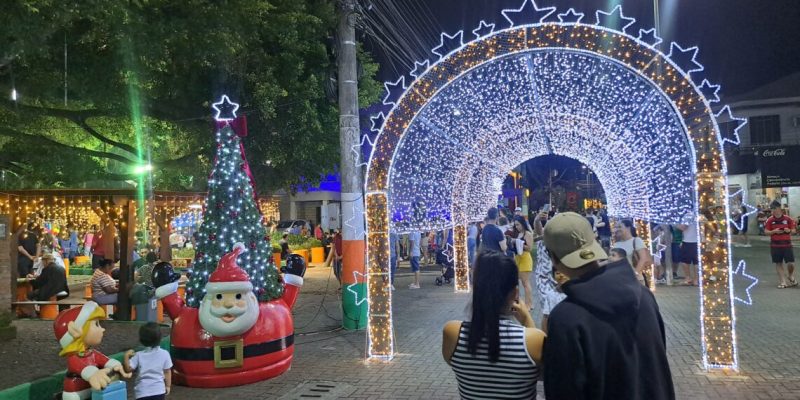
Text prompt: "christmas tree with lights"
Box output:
[[185, 95, 283, 307]]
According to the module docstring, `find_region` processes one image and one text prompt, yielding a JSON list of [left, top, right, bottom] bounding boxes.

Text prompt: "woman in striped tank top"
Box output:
[[442, 251, 545, 399]]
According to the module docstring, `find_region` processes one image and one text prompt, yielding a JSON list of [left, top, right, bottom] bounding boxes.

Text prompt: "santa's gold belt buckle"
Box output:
[[214, 338, 244, 368]]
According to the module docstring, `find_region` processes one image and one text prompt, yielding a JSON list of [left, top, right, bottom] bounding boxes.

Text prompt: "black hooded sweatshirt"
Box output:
[[543, 259, 675, 400]]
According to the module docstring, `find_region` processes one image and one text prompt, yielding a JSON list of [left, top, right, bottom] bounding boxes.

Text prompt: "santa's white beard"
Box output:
[[199, 292, 259, 337]]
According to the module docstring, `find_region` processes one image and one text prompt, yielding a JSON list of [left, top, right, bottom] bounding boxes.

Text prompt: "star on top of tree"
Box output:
[[212, 95, 240, 121]]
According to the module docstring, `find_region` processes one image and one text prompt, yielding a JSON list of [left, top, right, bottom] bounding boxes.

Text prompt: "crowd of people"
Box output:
[[14, 212, 188, 318], [433, 198, 800, 399], [442, 207, 675, 399]]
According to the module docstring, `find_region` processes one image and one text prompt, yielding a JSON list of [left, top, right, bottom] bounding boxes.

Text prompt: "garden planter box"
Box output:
[[74, 255, 90, 264], [292, 249, 309, 263], [71, 267, 94, 276], [273, 251, 281, 266], [310, 247, 325, 263]]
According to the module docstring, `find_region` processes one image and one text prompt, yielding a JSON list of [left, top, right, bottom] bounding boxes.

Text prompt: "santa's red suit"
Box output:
[[64, 350, 119, 395], [156, 246, 302, 388]]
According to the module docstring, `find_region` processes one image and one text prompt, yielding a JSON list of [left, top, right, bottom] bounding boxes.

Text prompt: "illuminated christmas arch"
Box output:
[[363, 1, 747, 370]]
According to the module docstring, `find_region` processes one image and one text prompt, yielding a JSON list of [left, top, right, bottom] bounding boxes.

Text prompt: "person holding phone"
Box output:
[[765, 201, 797, 288], [442, 251, 544, 399]]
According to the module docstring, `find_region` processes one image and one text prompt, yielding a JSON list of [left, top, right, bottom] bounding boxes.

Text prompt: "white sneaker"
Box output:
[[742, 244, 752, 247], [409, 283, 420, 289], [391, 285, 396, 291]]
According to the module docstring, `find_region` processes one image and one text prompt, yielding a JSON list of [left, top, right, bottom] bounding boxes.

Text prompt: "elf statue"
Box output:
[[152, 243, 305, 387], [54, 302, 131, 399]]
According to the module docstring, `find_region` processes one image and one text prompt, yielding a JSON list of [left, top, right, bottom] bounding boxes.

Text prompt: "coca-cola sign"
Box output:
[[761, 148, 786, 157], [759, 146, 800, 188]]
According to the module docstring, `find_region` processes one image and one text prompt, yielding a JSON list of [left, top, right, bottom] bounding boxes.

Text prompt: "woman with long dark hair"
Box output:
[[442, 251, 544, 399], [512, 215, 535, 309]]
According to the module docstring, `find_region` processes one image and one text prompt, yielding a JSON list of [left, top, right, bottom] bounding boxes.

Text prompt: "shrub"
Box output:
[[0, 311, 13, 328]]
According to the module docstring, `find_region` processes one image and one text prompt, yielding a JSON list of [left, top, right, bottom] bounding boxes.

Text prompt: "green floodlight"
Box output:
[[133, 163, 153, 175]]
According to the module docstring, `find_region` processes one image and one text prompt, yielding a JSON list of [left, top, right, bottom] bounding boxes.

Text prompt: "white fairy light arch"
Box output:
[[363, 0, 750, 370]]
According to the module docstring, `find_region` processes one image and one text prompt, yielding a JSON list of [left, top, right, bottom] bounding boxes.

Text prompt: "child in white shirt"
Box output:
[[124, 322, 173, 399]]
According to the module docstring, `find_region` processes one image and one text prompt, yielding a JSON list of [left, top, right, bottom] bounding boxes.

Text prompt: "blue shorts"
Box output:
[[410, 256, 420, 272], [680, 242, 698, 265], [671, 242, 682, 263]]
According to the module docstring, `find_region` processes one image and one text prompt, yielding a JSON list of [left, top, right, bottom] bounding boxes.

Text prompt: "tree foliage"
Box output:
[[0, 0, 381, 190]]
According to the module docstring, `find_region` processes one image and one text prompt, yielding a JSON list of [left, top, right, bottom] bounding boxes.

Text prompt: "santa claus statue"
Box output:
[[54, 301, 131, 399], [152, 243, 305, 387]]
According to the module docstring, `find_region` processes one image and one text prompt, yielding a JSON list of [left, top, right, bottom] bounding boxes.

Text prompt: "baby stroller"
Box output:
[[434, 248, 455, 286]]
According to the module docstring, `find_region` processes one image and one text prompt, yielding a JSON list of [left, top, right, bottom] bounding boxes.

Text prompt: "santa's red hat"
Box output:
[[54, 301, 103, 350], [206, 243, 253, 294]]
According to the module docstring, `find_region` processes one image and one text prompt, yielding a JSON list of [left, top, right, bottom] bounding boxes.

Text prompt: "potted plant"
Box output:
[[288, 234, 310, 263], [307, 238, 325, 264], [272, 243, 282, 266]]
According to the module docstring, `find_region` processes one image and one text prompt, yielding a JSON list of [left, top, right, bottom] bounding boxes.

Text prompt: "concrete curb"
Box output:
[[0, 336, 170, 400]]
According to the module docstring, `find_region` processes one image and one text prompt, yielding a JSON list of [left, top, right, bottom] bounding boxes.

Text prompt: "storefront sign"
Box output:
[[758, 146, 800, 187]]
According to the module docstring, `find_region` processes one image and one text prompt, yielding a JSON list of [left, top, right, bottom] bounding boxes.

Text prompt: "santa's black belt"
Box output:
[[171, 333, 294, 362]]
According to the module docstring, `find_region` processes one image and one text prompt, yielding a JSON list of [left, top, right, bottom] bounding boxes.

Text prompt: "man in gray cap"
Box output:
[[542, 212, 674, 400]]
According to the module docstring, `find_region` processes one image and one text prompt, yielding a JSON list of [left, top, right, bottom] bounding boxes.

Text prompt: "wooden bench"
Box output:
[[12, 298, 87, 320], [84, 283, 167, 322]]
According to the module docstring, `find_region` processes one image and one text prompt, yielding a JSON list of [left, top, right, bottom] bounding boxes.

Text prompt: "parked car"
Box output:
[[275, 220, 311, 235]]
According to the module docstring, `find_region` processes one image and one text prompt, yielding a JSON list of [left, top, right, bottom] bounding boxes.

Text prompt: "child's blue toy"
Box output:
[[91, 380, 126, 400]]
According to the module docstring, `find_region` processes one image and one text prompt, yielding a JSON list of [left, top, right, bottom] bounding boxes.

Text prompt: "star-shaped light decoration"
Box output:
[[650, 233, 668, 260], [728, 189, 758, 231], [667, 43, 704, 74], [343, 199, 365, 238], [472, 20, 495, 39], [715, 105, 747, 146], [595, 5, 635, 33], [502, 0, 556, 27], [369, 112, 386, 134], [211, 95, 239, 121], [558, 8, 585, 23], [732, 260, 758, 305], [699, 79, 721, 103], [382, 76, 407, 106], [432, 31, 465, 59], [351, 133, 376, 168], [442, 243, 455, 263], [410, 60, 430, 79], [346, 270, 368, 307], [637, 28, 663, 47]]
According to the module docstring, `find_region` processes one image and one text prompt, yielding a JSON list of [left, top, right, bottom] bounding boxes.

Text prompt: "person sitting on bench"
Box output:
[[28, 253, 70, 301], [92, 259, 119, 305]]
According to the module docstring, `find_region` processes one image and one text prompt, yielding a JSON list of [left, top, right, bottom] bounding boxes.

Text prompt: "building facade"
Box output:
[[721, 72, 800, 230]]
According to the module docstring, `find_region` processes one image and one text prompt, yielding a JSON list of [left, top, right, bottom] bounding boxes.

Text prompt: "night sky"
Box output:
[[365, 0, 800, 98]]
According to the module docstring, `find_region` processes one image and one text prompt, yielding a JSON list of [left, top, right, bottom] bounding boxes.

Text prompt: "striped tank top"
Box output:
[[450, 318, 540, 399]]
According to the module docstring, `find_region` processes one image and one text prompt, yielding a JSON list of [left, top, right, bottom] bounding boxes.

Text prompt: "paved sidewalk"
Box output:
[[170, 240, 800, 399], [2, 241, 799, 399]]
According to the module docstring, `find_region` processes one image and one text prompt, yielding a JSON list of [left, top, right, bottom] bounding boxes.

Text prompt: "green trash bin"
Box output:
[[130, 284, 157, 322]]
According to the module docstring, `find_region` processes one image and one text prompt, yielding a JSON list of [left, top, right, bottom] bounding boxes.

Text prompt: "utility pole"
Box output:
[[337, 0, 367, 330]]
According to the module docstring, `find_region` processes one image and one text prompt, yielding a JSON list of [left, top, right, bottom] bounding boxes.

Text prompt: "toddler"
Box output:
[[124, 322, 173, 399], [608, 247, 627, 263]]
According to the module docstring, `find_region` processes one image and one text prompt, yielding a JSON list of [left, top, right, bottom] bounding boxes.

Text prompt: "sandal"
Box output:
[[788, 279, 799, 287], [778, 284, 788, 289]]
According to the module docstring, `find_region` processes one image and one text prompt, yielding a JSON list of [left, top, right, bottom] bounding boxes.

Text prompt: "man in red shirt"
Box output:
[[764, 201, 797, 288], [333, 230, 343, 284], [90, 227, 104, 270]]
